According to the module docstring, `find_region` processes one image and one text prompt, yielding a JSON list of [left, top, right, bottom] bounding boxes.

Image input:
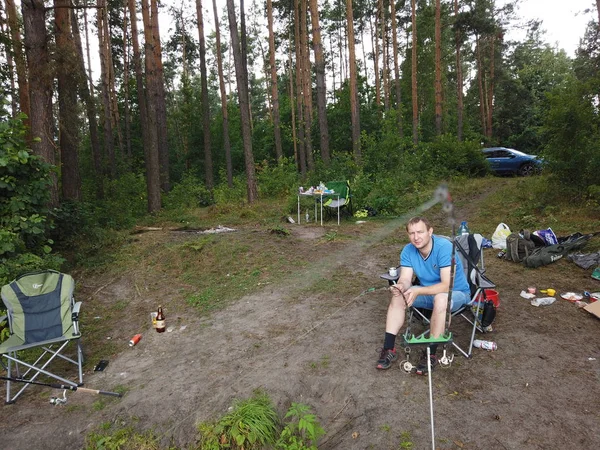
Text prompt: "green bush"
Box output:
[[94, 173, 148, 228], [256, 158, 299, 198], [164, 172, 214, 209], [0, 113, 53, 255], [213, 173, 248, 205]]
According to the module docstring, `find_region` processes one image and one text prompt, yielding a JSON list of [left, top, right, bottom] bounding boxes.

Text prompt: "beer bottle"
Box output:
[[155, 305, 166, 333]]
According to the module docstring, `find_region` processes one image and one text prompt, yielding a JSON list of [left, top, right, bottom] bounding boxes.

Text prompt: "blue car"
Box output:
[[482, 147, 543, 176]]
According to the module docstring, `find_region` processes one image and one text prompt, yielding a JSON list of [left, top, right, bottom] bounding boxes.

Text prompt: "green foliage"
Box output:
[[85, 421, 161, 450], [212, 174, 248, 205], [256, 158, 299, 198], [96, 173, 148, 228], [276, 403, 325, 450], [0, 252, 65, 287], [0, 113, 53, 256], [196, 390, 279, 450], [164, 172, 214, 209], [542, 76, 600, 194], [0, 113, 64, 285]]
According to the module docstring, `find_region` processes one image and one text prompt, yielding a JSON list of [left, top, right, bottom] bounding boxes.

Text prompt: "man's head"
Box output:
[[406, 217, 433, 251]]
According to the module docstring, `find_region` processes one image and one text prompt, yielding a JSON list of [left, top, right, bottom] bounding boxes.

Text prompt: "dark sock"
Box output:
[[384, 332, 396, 351], [429, 344, 438, 355]]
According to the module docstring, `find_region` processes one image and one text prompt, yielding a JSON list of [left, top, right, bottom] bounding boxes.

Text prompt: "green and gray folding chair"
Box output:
[[0, 270, 83, 403], [323, 180, 352, 220]]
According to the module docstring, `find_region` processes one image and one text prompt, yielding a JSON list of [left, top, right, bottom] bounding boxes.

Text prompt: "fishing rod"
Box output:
[[1, 376, 122, 398]]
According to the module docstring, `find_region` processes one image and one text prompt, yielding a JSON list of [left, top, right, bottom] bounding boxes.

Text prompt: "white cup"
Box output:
[[388, 267, 398, 277]]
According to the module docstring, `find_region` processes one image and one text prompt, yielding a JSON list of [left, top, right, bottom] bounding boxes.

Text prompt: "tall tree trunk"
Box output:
[[380, 0, 389, 112], [434, 0, 442, 135], [98, 1, 115, 179], [55, 0, 81, 201], [309, 0, 330, 165], [71, 4, 103, 199], [196, 0, 213, 189], [122, 5, 132, 160], [486, 33, 495, 139], [294, 0, 306, 176], [454, 0, 463, 141], [5, 0, 30, 131], [22, 0, 58, 206], [211, 0, 233, 187], [476, 35, 487, 138], [288, 51, 299, 174], [103, 12, 124, 161], [300, 0, 314, 171], [150, 0, 170, 192], [0, 14, 18, 115], [140, 0, 162, 212], [390, 0, 403, 136], [226, 0, 258, 203], [411, 0, 418, 145], [346, 0, 361, 163], [267, 0, 283, 162], [373, 6, 380, 110]]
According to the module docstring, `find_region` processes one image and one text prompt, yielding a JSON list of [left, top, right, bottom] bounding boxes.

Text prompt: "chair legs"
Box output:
[[3, 339, 83, 404]]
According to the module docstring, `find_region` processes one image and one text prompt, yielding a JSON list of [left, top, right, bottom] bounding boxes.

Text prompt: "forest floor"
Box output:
[[1, 177, 600, 450]]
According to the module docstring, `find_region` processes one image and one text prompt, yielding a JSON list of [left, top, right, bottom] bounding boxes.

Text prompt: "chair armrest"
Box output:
[[72, 301, 82, 321]]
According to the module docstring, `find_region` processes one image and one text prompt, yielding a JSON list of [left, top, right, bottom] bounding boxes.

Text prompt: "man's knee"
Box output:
[[432, 294, 448, 313]]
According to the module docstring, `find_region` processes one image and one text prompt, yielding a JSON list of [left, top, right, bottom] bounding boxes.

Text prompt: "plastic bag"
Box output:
[[534, 228, 558, 246], [492, 223, 511, 249], [531, 297, 556, 307]]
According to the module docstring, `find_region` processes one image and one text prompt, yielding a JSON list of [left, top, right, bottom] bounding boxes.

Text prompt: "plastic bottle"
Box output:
[[305, 210, 310, 222], [155, 306, 166, 333], [457, 221, 470, 235], [473, 339, 497, 351]]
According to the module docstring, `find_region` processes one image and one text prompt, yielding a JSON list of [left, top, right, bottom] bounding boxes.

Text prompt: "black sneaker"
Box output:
[[376, 348, 398, 370], [415, 351, 437, 375]]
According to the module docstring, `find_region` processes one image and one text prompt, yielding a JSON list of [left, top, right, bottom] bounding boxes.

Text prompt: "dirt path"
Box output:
[[2, 182, 600, 449]]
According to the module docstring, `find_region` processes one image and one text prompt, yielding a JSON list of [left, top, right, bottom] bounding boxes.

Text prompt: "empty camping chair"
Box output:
[[380, 233, 496, 358], [0, 270, 84, 403], [323, 180, 352, 221]]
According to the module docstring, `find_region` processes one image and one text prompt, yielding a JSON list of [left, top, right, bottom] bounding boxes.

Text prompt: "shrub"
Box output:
[[256, 157, 299, 198], [164, 172, 213, 209]]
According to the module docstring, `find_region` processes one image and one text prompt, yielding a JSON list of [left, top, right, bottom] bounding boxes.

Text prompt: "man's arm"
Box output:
[[411, 265, 451, 296]]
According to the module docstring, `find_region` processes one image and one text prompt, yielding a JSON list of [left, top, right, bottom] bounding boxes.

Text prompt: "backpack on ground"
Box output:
[[505, 230, 543, 262]]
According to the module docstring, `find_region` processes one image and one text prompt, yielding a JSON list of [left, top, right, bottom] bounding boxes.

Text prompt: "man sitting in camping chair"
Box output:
[[376, 216, 470, 374]]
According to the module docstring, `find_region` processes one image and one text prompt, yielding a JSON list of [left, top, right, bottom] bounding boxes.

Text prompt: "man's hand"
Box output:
[[389, 284, 404, 297], [402, 286, 420, 307]]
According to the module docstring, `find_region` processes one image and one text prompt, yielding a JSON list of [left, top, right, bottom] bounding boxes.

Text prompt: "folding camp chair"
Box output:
[[0, 270, 83, 403], [323, 180, 352, 221], [380, 233, 496, 359]]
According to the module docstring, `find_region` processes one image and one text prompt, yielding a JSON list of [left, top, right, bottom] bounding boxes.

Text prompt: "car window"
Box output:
[[496, 150, 512, 158]]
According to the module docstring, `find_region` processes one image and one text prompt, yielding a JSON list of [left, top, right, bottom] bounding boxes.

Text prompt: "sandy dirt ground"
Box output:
[[1, 196, 600, 450]]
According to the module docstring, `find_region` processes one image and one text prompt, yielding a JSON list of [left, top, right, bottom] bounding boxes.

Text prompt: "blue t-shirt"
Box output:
[[400, 235, 470, 294]]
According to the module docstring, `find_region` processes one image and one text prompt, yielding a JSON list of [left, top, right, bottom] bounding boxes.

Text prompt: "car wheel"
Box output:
[[519, 163, 535, 176]]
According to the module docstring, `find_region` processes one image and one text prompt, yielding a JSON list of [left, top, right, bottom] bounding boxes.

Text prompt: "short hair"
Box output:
[[406, 216, 433, 232]]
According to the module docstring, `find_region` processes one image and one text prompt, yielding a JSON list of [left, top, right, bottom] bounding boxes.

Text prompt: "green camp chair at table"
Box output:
[[322, 180, 352, 223], [0, 270, 84, 404]]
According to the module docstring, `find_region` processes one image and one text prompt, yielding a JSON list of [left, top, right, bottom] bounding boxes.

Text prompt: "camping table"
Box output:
[[297, 191, 341, 226]]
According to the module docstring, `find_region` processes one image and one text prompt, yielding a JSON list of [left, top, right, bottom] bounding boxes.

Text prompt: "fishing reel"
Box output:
[[49, 389, 68, 406]]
